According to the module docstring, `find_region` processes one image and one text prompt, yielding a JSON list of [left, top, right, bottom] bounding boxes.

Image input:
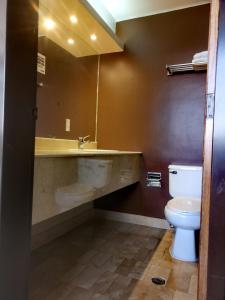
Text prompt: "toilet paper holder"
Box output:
[[146, 172, 161, 187]]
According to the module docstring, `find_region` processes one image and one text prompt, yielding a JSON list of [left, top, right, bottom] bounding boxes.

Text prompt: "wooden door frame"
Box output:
[[0, 1, 38, 299], [198, 0, 222, 300], [0, 1, 223, 299]]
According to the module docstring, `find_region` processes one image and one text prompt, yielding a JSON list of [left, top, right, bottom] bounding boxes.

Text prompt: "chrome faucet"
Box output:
[[78, 135, 90, 149]]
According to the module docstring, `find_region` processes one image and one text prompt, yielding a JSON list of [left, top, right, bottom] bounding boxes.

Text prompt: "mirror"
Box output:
[[36, 37, 99, 141], [36, 0, 123, 141]]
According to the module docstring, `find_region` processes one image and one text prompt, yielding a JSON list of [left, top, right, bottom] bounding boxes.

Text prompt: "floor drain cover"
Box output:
[[151, 277, 166, 286]]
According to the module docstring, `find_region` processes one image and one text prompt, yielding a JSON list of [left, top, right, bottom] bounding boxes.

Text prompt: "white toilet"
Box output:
[[165, 164, 202, 262], [55, 159, 112, 211]]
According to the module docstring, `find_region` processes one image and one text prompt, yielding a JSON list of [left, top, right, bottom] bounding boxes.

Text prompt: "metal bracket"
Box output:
[[146, 172, 161, 188], [206, 93, 215, 119]]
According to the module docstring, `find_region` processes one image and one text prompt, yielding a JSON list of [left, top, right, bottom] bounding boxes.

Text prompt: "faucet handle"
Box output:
[[83, 135, 90, 142], [78, 135, 90, 143]]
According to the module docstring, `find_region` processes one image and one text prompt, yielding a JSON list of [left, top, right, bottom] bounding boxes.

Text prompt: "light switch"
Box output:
[[65, 118, 70, 132]]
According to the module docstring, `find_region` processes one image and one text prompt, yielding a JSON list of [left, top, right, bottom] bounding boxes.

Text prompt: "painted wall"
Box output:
[[35, 5, 210, 219], [95, 5, 210, 218], [36, 37, 98, 140]]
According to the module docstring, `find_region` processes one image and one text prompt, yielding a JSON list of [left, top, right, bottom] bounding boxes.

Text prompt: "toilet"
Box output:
[[55, 158, 112, 211], [165, 164, 202, 262]]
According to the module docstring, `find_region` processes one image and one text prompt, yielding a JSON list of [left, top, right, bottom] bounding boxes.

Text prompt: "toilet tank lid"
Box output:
[[168, 164, 202, 171]]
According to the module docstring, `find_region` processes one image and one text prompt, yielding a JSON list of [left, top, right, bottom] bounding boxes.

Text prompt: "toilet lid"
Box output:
[[167, 197, 201, 215]]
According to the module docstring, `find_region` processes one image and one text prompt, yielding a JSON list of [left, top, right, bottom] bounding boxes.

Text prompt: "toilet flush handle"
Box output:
[[169, 171, 177, 174]]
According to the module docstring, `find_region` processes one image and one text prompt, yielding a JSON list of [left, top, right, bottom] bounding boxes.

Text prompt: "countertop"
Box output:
[[35, 149, 142, 157]]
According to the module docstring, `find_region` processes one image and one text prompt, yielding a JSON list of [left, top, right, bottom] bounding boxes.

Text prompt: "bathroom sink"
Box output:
[[83, 149, 119, 153], [45, 149, 117, 153]]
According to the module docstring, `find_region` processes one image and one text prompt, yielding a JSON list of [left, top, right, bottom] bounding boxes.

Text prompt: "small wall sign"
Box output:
[[37, 53, 46, 75]]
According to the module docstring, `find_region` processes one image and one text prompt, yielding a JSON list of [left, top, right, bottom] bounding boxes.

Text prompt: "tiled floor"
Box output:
[[29, 219, 198, 300]]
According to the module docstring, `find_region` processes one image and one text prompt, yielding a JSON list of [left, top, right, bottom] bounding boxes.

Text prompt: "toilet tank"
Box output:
[[169, 164, 202, 198], [78, 158, 112, 189]]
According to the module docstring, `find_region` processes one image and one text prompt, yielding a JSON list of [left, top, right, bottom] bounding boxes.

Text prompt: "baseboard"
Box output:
[[95, 209, 169, 230], [31, 206, 169, 250]]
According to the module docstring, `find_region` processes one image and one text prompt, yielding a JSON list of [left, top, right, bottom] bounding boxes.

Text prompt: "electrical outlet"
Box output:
[[65, 119, 70, 132]]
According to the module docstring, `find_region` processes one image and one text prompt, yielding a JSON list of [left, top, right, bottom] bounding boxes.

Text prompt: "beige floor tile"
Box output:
[[173, 290, 197, 300], [71, 264, 105, 289], [142, 263, 171, 284], [188, 274, 198, 295], [105, 274, 132, 299], [91, 271, 118, 295]]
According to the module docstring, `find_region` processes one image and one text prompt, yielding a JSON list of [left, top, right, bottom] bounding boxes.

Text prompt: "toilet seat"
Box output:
[[167, 197, 201, 216]]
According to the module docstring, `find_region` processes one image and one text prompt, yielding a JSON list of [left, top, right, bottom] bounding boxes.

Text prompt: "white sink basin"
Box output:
[[83, 149, 119, 153]]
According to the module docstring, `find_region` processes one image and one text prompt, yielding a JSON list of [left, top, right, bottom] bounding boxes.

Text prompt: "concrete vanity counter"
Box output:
[[35, 149, 142, 157], [33, 150, 142, 225]]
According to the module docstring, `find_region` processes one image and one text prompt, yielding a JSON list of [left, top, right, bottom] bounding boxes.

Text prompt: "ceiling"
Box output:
[[38, 0, 210, 58], [99, 0, 210, 22]]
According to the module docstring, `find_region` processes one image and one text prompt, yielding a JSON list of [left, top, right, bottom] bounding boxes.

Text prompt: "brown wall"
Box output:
[[36, 37, 98, 140], [95, 5, 210, 218]]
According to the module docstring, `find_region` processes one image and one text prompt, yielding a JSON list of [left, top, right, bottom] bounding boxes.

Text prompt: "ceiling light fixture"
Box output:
[[90, 34, 97, 41], [70, 15, 78, 24], [67, 38, 75, 45], [44, 18, 55, 30]]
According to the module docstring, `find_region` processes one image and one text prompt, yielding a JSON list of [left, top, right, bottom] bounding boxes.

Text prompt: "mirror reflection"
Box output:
[[36, 36, 99, 141], [36, 0, 123, 142]]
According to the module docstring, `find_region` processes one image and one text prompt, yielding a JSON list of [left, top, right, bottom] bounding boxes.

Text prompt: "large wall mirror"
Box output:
[[36, 0, 123, 141]]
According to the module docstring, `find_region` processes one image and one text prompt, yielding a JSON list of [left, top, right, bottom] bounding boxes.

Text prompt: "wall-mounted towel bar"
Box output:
[[166, 62, 207, 75]]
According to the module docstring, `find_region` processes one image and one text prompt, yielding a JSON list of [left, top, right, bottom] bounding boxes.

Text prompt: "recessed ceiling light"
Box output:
[[70, 15, 78, 24], [90, 34, 97, 41], [67, 38, 75, 45], [44, 18, 55, 30]]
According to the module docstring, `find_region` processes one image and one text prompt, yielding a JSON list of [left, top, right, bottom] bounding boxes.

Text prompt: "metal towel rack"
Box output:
[[166, 62, 207, 76]]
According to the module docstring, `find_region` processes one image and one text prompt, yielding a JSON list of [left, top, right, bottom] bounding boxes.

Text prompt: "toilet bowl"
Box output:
[[164, 165, 202, 262], [165, 197, 200, 261]]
